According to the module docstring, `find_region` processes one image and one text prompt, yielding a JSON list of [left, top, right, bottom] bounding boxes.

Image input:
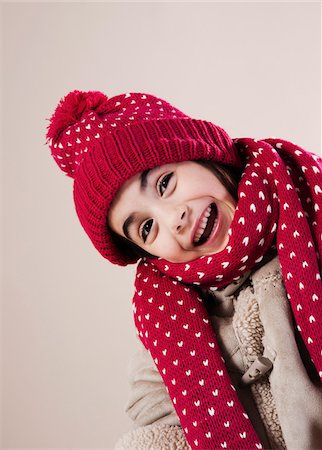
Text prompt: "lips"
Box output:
[[193, 203, 218, 246]]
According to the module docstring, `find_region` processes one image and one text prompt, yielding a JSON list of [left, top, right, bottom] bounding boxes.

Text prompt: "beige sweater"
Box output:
[[115, 256, 322, 450]]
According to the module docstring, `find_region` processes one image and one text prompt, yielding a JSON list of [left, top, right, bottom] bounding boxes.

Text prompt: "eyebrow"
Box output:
[[122, 168, 153, 240], [140, 168, 151, 191], [123, 214, 136, 240]]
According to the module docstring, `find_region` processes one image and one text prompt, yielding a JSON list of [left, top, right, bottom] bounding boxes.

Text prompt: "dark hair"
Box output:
[[109, 228, 155, 260], [107, 160, 242, 260]]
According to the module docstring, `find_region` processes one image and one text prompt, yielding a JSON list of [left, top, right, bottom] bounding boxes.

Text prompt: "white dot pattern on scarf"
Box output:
[[134, 263, 262, 448], [133, 138, 322, 449]]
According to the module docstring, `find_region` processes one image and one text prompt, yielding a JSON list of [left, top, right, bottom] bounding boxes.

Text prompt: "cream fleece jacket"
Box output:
[[115, 256, 322, 450]]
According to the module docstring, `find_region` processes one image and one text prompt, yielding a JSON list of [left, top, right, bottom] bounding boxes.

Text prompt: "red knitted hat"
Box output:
[[46, 91, 322, 450], [45, 90, 239, 265]]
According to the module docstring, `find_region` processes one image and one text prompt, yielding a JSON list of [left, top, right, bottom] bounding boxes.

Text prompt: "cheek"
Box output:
[[210, 180, 228, 199], [212, 185, 235, 207], [150, 234, 182, 259], [186, 175, 224, 199]]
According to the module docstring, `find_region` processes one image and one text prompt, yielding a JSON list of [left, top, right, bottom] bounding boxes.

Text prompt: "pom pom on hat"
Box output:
[[46, 89, 237, 265], [46, 90, 110, 144], [46, 90, 114, 179]]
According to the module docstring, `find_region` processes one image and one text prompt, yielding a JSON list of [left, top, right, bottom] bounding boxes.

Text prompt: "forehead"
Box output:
[[108, 159, 217, 218], [110, 159, 217, 208], [108, 171, 141, 220]]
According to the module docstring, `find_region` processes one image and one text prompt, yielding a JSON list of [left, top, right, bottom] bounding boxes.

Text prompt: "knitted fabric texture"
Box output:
[[132, 138, 322, 449], [118, 259, 290, 449], [46, 90, 322, 449], [46, 90, 235, 265]]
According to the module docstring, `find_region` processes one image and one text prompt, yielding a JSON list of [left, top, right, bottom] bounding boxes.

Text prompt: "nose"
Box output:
[[171, 204, 189, 234]]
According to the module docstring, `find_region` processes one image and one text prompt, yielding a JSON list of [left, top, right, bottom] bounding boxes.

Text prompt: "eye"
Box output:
[[141, 219, 153, 242], [158, 172, 173, 196]]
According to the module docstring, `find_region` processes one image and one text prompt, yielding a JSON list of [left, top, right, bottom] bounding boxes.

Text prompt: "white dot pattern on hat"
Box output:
[[133, 137, 322, 449], [47, 93, 321, 447], [50, 93, 190, 177], [47, 90, 241, 266]]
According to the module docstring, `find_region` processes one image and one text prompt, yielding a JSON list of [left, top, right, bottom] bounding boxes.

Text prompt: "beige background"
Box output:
[[1, 1, 321, 449]]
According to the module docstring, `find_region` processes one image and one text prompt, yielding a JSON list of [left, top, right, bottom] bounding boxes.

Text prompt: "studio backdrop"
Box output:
[[1, 1, 321, 449]]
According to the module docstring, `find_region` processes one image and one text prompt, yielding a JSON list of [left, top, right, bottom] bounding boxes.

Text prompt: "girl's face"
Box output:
[[108, 161, 237, 263]]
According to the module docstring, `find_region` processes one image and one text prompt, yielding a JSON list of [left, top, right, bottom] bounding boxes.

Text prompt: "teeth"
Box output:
[[194, 206, 212, 243]]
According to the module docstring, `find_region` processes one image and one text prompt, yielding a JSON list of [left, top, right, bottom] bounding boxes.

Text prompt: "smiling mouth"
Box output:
[[193, 203, 218, 246]]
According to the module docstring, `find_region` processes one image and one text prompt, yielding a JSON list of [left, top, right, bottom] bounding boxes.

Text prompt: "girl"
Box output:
[[46, 90, 322, 449]]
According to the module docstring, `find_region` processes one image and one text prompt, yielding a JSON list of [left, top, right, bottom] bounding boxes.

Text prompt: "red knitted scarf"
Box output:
[[132, 137, 322, 449]]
